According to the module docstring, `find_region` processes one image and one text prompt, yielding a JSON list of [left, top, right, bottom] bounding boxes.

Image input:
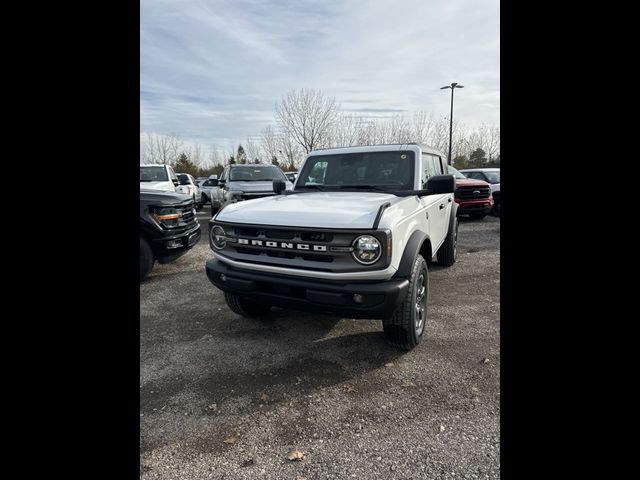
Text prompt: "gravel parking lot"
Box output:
[[140, 214, 500, 479]]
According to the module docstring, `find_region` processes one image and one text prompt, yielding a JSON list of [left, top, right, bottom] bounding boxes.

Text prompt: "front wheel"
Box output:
[[140, 237, 154, 281], [383, 255, 428, 350], [224, 293, 272, 318]]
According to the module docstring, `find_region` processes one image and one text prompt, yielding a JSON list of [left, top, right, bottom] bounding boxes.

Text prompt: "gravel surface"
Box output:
[[140, 215, 500, 479]]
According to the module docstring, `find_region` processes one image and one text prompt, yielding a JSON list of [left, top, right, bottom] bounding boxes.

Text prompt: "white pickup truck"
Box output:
[[205, 144, 458, 350]]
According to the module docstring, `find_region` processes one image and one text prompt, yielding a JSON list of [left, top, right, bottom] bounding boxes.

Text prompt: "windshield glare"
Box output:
[[484, 171, 500, 183], [446, 165, 467, 179], [229, 167, 286, 182], [297, 151, 415, 190], [140, 166, 168, 182]]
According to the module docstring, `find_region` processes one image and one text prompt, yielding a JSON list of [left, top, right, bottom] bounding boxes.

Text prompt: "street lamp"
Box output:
[[440, 82, 464, 165]]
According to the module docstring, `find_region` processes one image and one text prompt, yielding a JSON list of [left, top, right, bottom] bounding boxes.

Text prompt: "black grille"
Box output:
[[178, 204, 196, 224], [455, 187, 491, 200]]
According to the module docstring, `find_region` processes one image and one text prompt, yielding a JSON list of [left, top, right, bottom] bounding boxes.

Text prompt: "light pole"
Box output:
[[440, 82, 464, 165]]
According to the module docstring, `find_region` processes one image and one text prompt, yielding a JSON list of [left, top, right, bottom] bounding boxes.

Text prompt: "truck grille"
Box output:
[[455, 186, 491, 200], [213, 222, 390, 273]]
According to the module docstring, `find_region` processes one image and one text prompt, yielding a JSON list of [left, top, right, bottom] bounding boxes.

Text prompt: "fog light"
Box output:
[[166, 239, 183, 249], [353, 294, 364, 304], [220, 274, 227, 282]]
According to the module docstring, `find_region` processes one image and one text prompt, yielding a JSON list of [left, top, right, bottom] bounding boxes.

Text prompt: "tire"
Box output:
[[469, 213, 486, 220], [383, 255, 428, 350], [224, 292, 272, 318], [140, 237, 154, 281], [437, 215, 458, 267], [211, 202, 220, 217]]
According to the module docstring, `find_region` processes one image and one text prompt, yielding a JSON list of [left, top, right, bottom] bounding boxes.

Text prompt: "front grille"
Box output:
[[214, 222, 390, 273], [179, 204, 196, 224], [455, 186, 491, 200]]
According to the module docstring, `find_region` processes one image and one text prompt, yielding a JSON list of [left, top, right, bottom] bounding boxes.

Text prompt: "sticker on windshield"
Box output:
[[400, 154, 407, 159]]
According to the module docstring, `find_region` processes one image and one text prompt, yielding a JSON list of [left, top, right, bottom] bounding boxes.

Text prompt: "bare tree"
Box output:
[[141, 133, 183, 165], [260, 125, 281, 162], [244, 137, 262, 164], [275, 88, 339, 153], [328, 113, 363, 148]]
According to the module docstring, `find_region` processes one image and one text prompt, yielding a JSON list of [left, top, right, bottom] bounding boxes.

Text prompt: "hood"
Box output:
[[216, 191, 398, 229], [140, 181, 175, 192], [454, 178, 490, 188], [228, 180, 291, 193], [140, 189, 192, 207]]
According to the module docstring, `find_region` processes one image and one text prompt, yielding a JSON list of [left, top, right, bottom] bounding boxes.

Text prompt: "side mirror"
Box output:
[[209, 179, 219, 187], [219, 179, 226, 187], [273, 179, 286, 194], [172, 179, 180, 187], [425, 174, 455, 195]]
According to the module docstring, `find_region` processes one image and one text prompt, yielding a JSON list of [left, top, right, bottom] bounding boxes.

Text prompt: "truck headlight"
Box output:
[[210, 225, 226, 250], [351, 235, 382, 264], [150, 207, 180, 229]]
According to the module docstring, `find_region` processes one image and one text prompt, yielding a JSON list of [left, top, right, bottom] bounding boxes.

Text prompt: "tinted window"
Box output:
[[140, 166, 168, 182], [421, 153, 441, 187], [229, 166, 286, 181], [483, 171, 500, 183], [297, 151, 415, 189], [177, 173, 190, 185]]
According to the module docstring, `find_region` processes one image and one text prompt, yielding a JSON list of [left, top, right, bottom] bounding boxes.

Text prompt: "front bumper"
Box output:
[[206, 258, 409, 319], [456, 198, 494, 215], [151, 223, 201, 263]]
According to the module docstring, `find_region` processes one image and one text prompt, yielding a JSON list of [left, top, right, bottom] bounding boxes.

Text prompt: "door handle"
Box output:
[[448, 197, 452, 203], [439, 204, 445, 209]]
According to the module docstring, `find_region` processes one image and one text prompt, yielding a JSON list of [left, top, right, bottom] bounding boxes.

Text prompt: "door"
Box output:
[[420, 153, 450, 249]]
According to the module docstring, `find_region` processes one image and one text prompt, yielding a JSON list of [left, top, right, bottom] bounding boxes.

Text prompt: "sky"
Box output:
[[140, 0, 500, 156]]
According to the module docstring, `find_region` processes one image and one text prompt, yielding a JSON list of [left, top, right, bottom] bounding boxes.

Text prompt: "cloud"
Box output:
[[141, 0, 499, 154]]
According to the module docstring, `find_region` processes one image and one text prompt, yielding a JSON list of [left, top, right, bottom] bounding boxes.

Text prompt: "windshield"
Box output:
[[229, 166, 286, 182], [296, 151, 415, 190], [140, 166, 168, 182], [484, 171, 500, 183], [446, 165, 467, 179]]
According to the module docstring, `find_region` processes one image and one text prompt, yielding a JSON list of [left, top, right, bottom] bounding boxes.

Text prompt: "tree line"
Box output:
[[141, 88, 500, 175]]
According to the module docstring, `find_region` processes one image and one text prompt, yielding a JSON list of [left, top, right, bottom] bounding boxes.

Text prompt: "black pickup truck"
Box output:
[[140, 189, 201, 280]]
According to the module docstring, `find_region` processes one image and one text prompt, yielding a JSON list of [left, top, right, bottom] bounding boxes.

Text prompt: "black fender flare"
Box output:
[[394, 230, 430, 278]]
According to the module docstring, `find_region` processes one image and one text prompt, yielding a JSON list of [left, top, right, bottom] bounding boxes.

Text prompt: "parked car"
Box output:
[[459, 168, 500, 216], [210, 164, 293, 215], [140, 189, 201, 280], [206, 143, 458, 351], [199, 176, 221, 206], [176, 173, 203, 209], [447, 165, 494, 220], [140, 164, 179, 192]]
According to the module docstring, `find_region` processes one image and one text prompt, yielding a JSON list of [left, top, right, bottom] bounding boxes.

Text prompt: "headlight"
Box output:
[[210, 225, 226, 250], [351, 235, 382, 264], [150, 207, 180, 229]]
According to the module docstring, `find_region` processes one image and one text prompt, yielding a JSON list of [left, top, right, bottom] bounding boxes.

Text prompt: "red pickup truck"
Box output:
[[447, 165, 494, 220]]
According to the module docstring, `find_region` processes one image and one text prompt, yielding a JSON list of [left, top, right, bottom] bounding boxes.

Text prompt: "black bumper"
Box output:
[[458, 204, 492, 215], [151, 223, 201, 263], [206, 258, 409, 319]]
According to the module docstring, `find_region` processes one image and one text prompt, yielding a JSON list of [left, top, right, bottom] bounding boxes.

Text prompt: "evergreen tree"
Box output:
[[237, 145, 247, 164]]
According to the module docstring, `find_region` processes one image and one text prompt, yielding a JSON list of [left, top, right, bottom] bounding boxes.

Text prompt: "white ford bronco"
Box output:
[[206, 144, 458, 350]]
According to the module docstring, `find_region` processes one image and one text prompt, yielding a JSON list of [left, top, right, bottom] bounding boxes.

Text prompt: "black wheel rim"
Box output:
[[415, 271, 427, 336]]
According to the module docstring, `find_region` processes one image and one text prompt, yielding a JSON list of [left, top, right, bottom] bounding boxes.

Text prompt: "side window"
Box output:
[[466, 172, 482, 180], [168, 167, 178, 182], [421, 153, 440, 187], [221, 168, 228, 181]]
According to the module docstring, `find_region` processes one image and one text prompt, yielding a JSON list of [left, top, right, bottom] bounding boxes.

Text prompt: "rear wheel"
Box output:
[[140, 237, 154, 281], [224, 293, 272, 318], [383, 255, 428, 350], [437, 216, 458, 267]]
